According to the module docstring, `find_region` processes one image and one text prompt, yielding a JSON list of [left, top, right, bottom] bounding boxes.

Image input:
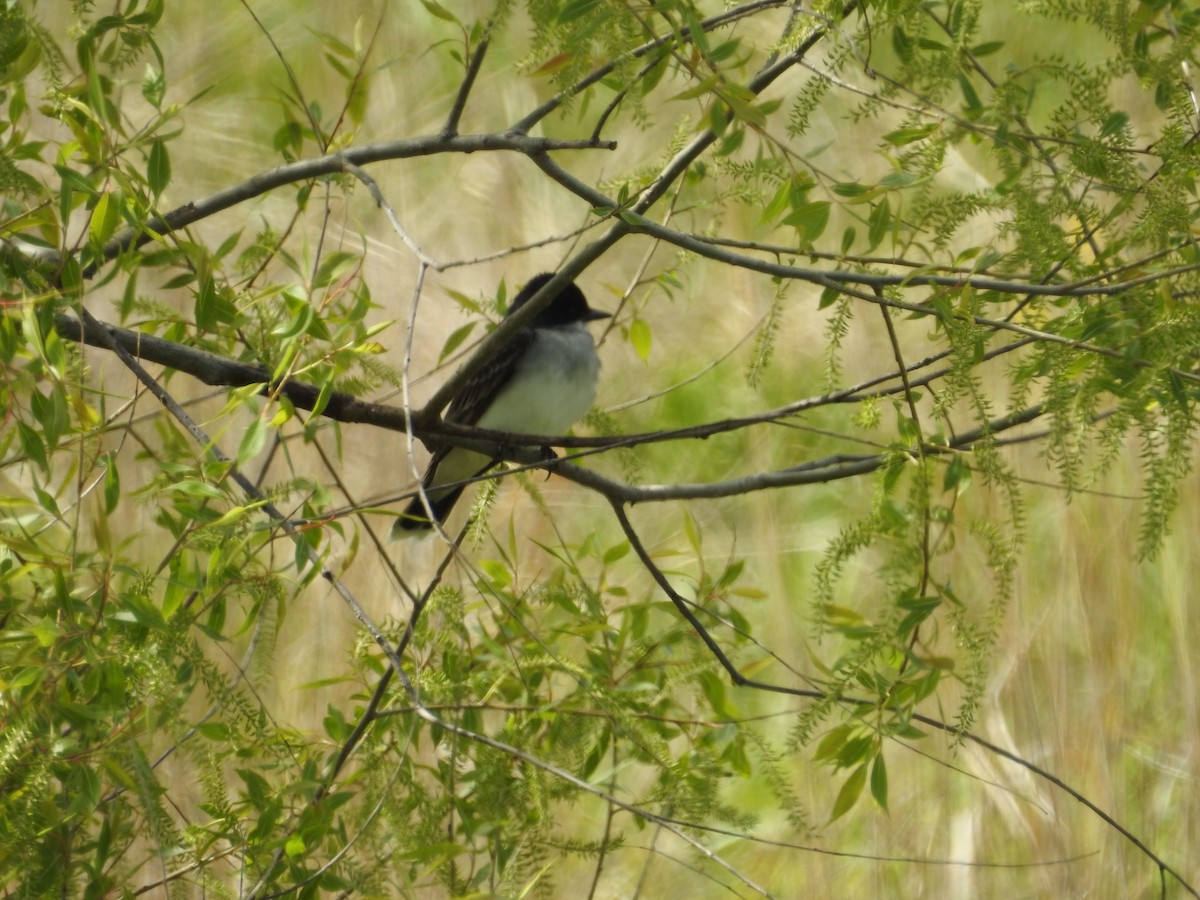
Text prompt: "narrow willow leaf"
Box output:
[[103, 454, 120, 515], [147, 138, 170, 196], [870, 754, 889, 812], [814, 725, 852, 762], [558, 0, 601, 24], [420, 0, 459, 23], [237, 418, 268, 465], [438, 322, 476, 364], [89, 191, 120, 245], [761, 179, 791, 224], [829, 762, 867, 822], [868, 198, 891, 250], [313, 251, 358, 290], [629, 318, 651, 361], [784, 201, 830, 242], [882, 123, 939, 146]]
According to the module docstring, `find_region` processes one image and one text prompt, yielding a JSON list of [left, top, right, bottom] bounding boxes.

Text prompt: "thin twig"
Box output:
[[443, 36, 489, 137]]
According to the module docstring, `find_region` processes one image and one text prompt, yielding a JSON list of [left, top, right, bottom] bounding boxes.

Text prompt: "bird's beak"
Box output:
[[584, 309, 611, 322]]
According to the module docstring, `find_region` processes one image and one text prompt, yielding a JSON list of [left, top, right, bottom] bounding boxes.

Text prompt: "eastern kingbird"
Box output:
[[392, 273, 609, 536]]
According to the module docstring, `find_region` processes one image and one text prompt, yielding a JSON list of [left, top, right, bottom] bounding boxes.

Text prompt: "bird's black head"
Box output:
[[507, 273, 610, 327]]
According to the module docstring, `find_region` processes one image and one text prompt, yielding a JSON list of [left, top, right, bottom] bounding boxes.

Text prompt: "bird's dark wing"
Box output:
[[393, 325, 534, 535], [429, 326, 531, 472], [445, 326, 533, 426]]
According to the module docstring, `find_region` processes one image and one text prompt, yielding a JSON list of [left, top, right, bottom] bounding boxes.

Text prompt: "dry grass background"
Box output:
[[38, 1, 1200, 896]]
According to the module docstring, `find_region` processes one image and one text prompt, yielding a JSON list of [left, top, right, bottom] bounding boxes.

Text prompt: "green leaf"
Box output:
[[814, 725, 852, 762], [195, 276, 239, 330], [558, 0, 601, 24], [195, 721, 232, 741], [30, 616, 59, 647], [103, 453, 120, 515], [870, 753, 889, 812], [89, 191, 121, 245], [841, 226, 856, 254], [783, 201, 830, 242], [837, 735, 874, 769], [760, 179, 791, 224], [829, 762, 867, 822], [419, 0, 458, 23], [682, 5, 710, 57], [311, 377, 333, 419], [272, 290, 313, 341], [698, 671, 740, 720], [208, 501, 260, 535], [30, 384, 68, 451], [959, 75, 982, 116], [17, 421, 46, 470], [970, 41, 1004, 57], [709, 105, 735, 139], [631, 51, 665, 99], [147, 138, 170, 197], [171, 479, 225, 500], [602, 541, 630, 564], [438, 321, 476, 364], [34, 484, 60, 516], [897, 592, 941, 635], [882, 123, 939, 146], [942, 453, 972, 494], [867, 198, 891, 251], [879, 171, 919, 189], [669, 74, 721, 103], [715, 126, 744, 157], [832, 182, 869, 198], [629, 318, 651, 361], [1100, 111, 1130, 139], [238, 417, 269, 465], [142, 63, 165, 108], [313, 251, 358, 290], [323, 705, 351, 741], [682, 509, 702, 555]]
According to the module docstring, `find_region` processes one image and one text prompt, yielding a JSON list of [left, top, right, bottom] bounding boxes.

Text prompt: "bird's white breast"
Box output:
[[475, 323, 600, 436]]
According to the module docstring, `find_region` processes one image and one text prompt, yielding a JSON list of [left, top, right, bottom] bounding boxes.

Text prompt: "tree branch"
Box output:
[[54, 312, 414, 431], [79, 132, 616, 277]]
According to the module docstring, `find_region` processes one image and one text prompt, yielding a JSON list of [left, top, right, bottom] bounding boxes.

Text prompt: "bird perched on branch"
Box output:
[[392, 273, 609, 537]]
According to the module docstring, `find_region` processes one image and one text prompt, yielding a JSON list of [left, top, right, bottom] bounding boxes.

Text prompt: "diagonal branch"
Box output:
[[442, 37, 489, 137], [508, 0, 795, 135]]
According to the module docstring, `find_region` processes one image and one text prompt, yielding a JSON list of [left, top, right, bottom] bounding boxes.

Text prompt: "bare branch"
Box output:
[[79, 133, 616, 277], [54, 312, 412, 431], [443, 36, 489, 137]]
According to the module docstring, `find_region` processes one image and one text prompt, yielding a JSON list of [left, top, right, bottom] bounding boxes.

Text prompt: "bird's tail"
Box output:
[[390, 485, 467, 538]]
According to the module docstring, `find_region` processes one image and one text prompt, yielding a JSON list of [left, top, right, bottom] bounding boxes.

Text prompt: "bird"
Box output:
[[392, 273, 609, 537]]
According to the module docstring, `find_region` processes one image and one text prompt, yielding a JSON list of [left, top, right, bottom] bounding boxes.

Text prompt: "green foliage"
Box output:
[[1, 0, 1199, 895]]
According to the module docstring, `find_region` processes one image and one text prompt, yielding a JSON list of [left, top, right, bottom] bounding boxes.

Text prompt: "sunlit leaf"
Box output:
[[629, 318, 651, 361], [438, 321, 476, 363], [237, 417, 269, 465], [88, 191, 121, 245]]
